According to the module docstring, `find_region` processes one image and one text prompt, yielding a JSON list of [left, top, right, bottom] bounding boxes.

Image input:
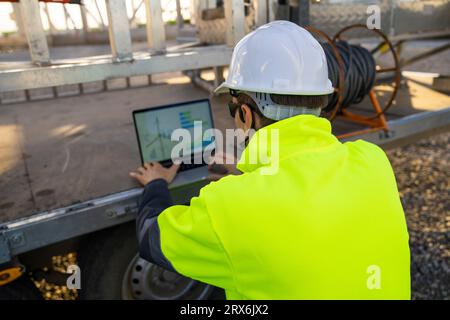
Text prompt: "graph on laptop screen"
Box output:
[[134, 100, 214, 163]]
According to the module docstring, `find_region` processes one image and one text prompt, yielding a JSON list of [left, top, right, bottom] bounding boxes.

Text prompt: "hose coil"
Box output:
[[322, 41, 377, 113]]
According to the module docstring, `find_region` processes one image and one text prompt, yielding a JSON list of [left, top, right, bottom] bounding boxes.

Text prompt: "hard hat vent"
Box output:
[[245, 91, 321, 121]]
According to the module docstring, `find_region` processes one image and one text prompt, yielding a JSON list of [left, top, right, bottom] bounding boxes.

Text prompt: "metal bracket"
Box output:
[[379, 129, 395, 140], [8, 232, 26, 249], [106, 204, 137, 219]]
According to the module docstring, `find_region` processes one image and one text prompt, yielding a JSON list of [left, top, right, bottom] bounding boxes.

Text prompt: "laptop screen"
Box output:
[[133, 99, 214, 165]]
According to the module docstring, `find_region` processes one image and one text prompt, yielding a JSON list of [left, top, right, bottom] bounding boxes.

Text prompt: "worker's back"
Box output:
[[158, 115, 411, 299]]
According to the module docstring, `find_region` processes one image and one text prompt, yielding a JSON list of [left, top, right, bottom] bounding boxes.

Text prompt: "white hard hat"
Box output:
[[214, 20, 333, 96]]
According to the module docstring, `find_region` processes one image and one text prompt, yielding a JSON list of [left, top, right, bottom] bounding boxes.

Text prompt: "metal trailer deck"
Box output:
[[1, 77, 449, 265]]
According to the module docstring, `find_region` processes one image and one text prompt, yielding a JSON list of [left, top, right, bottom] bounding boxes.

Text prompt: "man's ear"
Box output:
[[241, 104, 253, 130]]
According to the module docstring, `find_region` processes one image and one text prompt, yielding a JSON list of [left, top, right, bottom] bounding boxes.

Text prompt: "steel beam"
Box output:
[[0, 46, 233, 93], [297, 0, 310, 27], [12, 3, 25, 38], [106, 0, 133, 62], [224, 0, 245, 46], [254, 0, 268, 27], [175, 0, 184, 31], [19, 0, 50, 65], [401, 42, 450, 68], [43, 3, 56, 35], [79, 4, 89, 35], [213, 66, 225, 88], [268, 0, 276, 21], [94, 0, 106, 28], [144, 0, 166, 52], [341, 108, 450, 149]]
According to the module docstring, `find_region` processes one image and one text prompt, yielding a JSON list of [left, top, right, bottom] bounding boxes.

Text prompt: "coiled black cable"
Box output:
[[321, 41, 377, 113]]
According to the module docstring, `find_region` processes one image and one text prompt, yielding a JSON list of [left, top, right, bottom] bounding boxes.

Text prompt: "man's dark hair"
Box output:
[[270, 94, 328, 109], [235, 93, 329, 128]]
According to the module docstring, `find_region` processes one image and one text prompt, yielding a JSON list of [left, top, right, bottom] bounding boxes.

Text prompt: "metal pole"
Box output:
[[389, 0, 396, 37], [297, 0, 309, 27], [63, 3, 69, 30], [129, 0, 136, 27], [224, 0, 245, 46], [44, 3, 56, 35], [175, 0, 184, 32], [144, 0, 166, 52], [254, 0, 268, 27], [12, 3, 26, 38], [84, 5, 103, 27], [94, 0, 106, 29], [268, 0, 276, 21], [401, 43, 450, 68], [213, 66, 224, 88], [80, 4, 89, 39], [105, 0, 133, 61], [19, 0, 51, 65], [130, 0, 144, 25], [63, 4, 77, 31]]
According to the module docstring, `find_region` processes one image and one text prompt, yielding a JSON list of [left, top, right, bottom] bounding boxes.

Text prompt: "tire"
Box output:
[[0, 275, 43, 300], [78, 222, 224, 300]]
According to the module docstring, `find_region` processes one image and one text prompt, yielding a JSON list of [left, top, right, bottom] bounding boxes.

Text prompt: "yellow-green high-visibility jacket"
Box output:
[[148, 115, 410, 299]]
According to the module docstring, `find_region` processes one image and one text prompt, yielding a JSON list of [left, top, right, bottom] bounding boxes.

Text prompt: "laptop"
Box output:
[[133, 99, 215, 185]]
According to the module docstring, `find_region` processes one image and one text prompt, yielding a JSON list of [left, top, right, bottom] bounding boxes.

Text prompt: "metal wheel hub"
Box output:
[[122, 255, 213, 300]]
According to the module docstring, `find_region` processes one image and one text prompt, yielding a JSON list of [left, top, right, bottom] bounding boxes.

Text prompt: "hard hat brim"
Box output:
[[214, 81, 334, 96]]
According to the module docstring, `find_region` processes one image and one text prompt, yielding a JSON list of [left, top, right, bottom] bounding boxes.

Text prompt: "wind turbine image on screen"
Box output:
[[138, 103, 213, 163]]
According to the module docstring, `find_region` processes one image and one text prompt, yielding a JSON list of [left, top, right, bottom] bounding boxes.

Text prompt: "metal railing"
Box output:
[[0, 0, 278, 97]]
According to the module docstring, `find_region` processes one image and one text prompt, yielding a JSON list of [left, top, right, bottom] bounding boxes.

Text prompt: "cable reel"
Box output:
[[307, 24, 401, 137]]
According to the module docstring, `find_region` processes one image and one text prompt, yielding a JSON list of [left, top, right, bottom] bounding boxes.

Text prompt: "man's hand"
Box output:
[[130, 162, 179, 186]]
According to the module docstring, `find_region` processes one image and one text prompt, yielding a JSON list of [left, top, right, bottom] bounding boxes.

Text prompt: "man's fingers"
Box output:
[[137, 166, 146, 174], [130, 171, 144, 184], [129, 171, 143, 178], [130, 172, 145, 185], [144, 163, 151, 170]]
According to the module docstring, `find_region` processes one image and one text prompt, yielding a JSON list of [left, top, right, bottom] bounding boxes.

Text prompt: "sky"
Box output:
[[0, 0, 192, 34]]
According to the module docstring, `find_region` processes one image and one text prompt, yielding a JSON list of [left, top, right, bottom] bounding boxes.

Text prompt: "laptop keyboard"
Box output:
[[179, 162, 205, 171], [160, 160, 205, 171]]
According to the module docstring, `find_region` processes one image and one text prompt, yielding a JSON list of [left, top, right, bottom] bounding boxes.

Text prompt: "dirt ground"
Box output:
[[35, 131, 449, 300]]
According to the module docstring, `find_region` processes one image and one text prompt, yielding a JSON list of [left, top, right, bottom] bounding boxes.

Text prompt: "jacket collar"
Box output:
[[236, 115, 340, 173]]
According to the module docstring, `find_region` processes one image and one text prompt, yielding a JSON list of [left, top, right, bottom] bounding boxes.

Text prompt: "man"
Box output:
[[130, 21, 410, 299]]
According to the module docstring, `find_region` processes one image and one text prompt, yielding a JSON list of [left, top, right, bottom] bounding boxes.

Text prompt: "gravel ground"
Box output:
[[33, 253, 78, 300], [37, 132, 450, 300], [386, 132, 450, 300]]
